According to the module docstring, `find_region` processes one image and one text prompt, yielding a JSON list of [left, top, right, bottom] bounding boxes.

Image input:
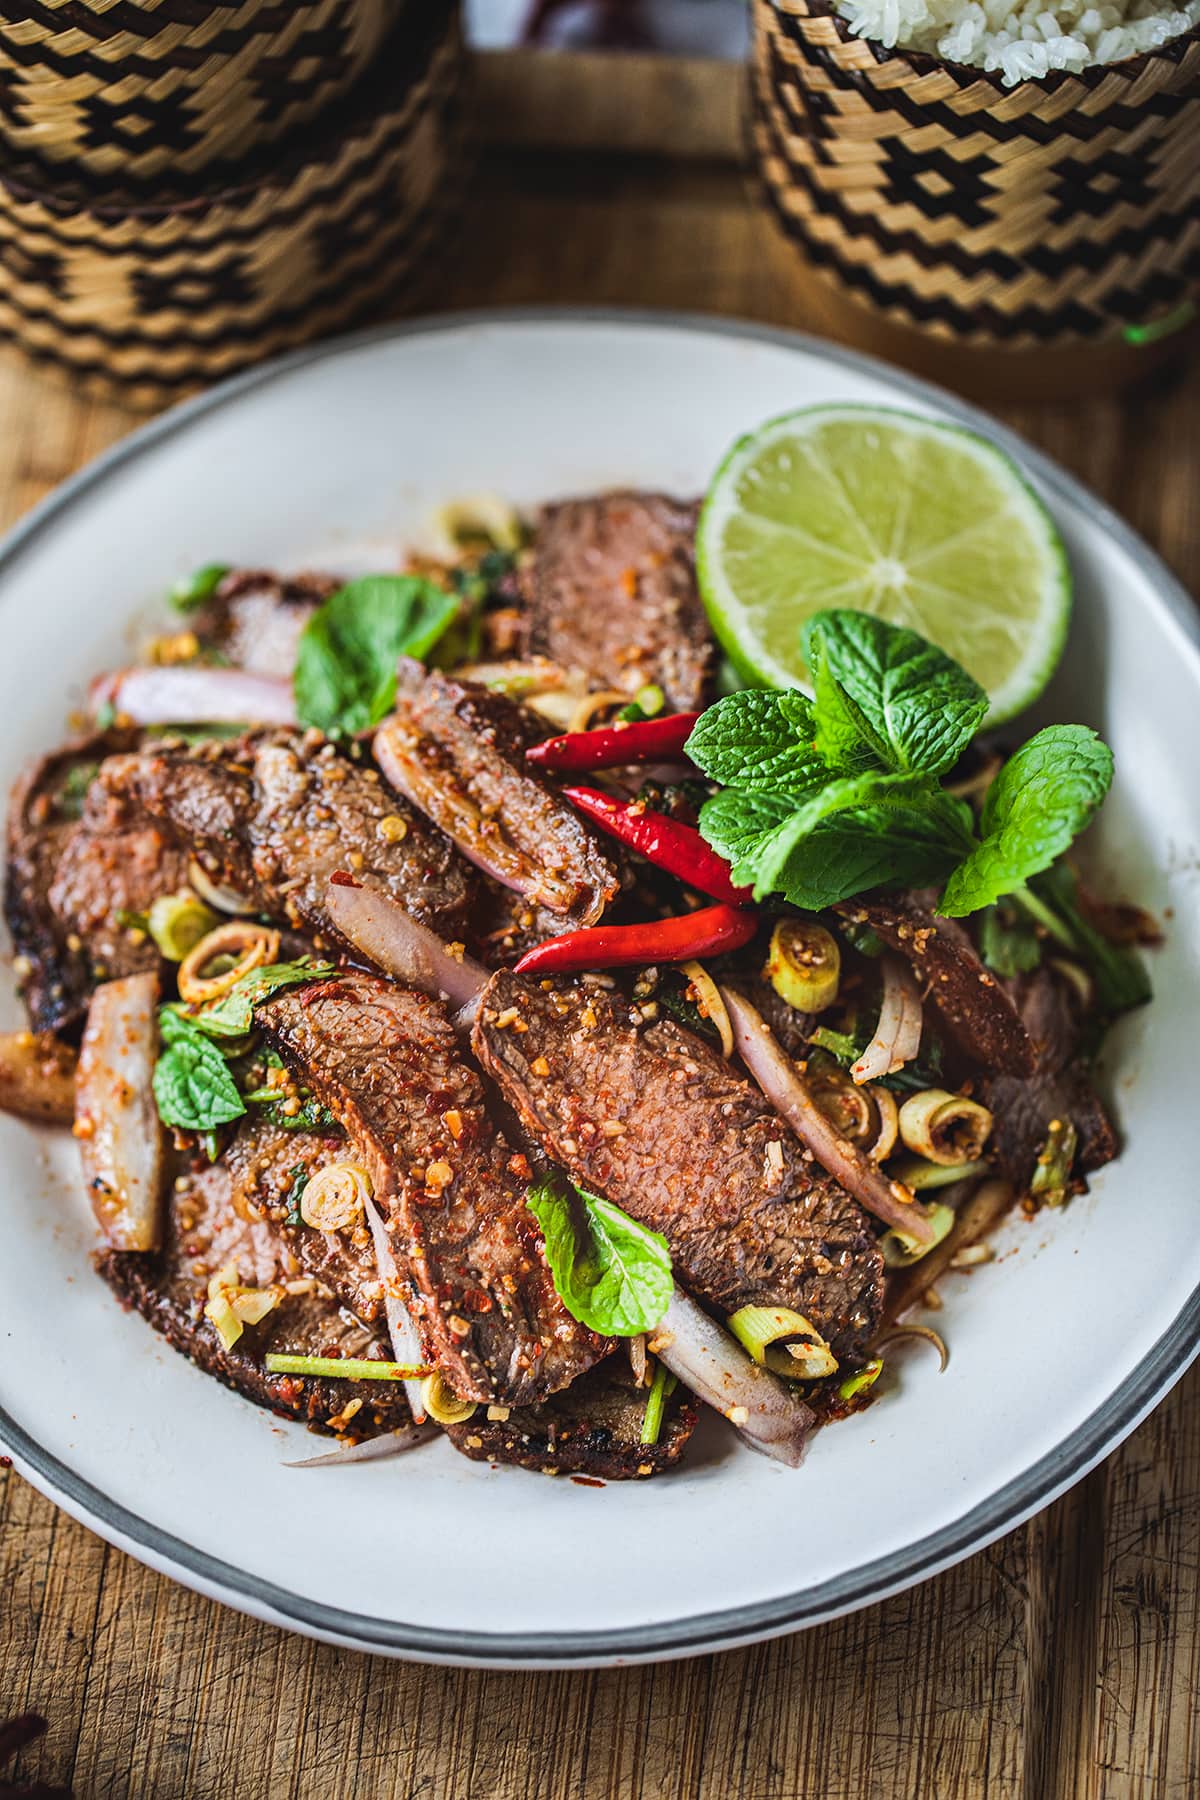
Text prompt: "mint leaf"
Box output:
[[685, 689, 824, 798], [804, 610, 989, 776], [752, 769, 935, 897], [771, 807, 964, 910], [526, 1172, 672, 1337], [939, 726, 1113, 916], [294, 575, 458, 737], [978, 904, 1041, 978], [154, 1011, 245, 1132], [182, 958, 335, 1040], [698, 787, 794, 884]]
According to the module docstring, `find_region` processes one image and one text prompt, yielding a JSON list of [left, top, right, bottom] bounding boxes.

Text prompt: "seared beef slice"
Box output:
[[838, 891, 1036, 1077], [256, 972, 607, 1404], [190, 568, 337, 678], [474, 972, 884, 1362], [376, 665, 618, 930], [93, 731, 474, 942], [446, 1360, 696, 1480], [522, 492, 714, 711], [98, 1160, 410, 1437], [6, 734, 188, 1033]]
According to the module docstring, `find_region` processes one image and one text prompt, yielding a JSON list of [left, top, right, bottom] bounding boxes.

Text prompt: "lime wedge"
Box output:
[[696, 406, 1071, 723]]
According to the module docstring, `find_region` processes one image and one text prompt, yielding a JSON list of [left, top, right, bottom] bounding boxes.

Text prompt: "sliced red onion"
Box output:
[[284, 1424, 435, 1468], [75, 972, 165, 1252], [91, 666, 296, 728], [361, 1190, 428, 1422], [188, 858, 254, 916], [851, 955, 923, 1085], [721, 985, 935, 1244], [325, 878, 487, 1012], [654, 1288, 813, 1468]]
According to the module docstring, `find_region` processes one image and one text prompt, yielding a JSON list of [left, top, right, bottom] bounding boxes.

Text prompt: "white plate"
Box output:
[[2, 312, 1198, 1669]]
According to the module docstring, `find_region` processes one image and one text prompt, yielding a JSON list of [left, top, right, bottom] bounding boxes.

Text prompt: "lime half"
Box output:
[[696, 406, 1071, 723]]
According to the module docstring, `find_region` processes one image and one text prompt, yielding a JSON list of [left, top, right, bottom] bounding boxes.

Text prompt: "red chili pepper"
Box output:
[[513, 903, 757, 976], [564, 786, 752, 906], [526, 710, 701, 773]]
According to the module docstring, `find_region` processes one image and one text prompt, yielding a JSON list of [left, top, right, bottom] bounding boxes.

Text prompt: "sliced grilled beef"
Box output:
[[838, 891, 1036, 1077], [521, 492, 713, 711], [473, 971, 884, 1362], [375, 664, 619, 932], [97, 1160, 409, 1437], [980, 968, 1117, 1189], [190, 568, 337, 679], [91, 730, 475, 944], [5, 734, 187, 1034], [222, 1117, 384, 1325], [256, 971, 608, 1405], [445, 1358, 696, 1479]]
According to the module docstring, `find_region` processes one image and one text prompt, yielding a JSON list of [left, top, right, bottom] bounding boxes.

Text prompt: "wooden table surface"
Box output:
[[2, 134, 1199, 1800]]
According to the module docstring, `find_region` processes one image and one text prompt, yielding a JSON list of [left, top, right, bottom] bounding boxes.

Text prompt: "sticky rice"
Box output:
[[837, 0, 1200, 82]]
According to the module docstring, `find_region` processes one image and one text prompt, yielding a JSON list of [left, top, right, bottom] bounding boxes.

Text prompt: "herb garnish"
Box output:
[[294, 574, 459, 737], [153, 1008, 246, 1133], [687, 609, 1114, 920], [526, 1172, 673, 1337], [179, 958, 334, 1039], [152, 959, 335, 1136]]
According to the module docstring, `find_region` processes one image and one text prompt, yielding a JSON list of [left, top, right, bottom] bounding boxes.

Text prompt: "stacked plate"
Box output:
[[0, 0, 467, 405]]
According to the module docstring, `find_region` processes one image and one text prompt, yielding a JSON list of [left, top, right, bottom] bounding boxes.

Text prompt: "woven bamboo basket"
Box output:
[[748, 0, 1200, 367], [0, 0, 407, 184], [0, 2, 467, 408]]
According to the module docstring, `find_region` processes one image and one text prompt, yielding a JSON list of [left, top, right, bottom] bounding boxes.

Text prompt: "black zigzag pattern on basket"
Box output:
[[757, 91, 1200, 289], [0, 0, 366, 53], [0, 149, 466, 389], [750, 86, 1199, 343], [767, 7, 1198, 146]]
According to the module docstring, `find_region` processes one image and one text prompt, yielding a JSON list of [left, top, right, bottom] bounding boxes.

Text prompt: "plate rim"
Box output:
[[3, 304, 1198, 1666]]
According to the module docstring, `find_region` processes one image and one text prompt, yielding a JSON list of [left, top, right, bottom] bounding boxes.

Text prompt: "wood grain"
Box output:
[[1, 141, 1198, 1800]]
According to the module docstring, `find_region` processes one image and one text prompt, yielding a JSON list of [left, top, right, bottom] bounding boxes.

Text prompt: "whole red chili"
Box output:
[[526, 710, 701, 773], [564, 786, 751, 905], [513, 903, 757, 976]]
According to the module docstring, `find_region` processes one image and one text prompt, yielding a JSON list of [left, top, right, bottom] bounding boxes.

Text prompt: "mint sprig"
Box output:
[[294, 574, 458, 737], [526, 1172, 672, 1337], [687, 608, 1114, 922]]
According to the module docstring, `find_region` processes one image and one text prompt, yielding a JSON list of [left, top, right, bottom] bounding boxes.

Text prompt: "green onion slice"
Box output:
[[838, 1357, 883, 1402], [264, 1354, 430, 1382], [879, 1202, 956, 1267], [886, 1155, 990, 1192], [640, 1358, 678, 1446], [728, 1304, 838, 1380]]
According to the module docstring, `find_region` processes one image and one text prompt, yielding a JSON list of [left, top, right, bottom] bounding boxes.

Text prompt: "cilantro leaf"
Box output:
[[154, 1010, 246, 1132], [938, 725, 1113, 916], [804, 610, 989, 776], [685, 689, 825, 798], [294, 575, 458, 737], [526, 1172, 672, 1337], [181, 959, 335, 1040]]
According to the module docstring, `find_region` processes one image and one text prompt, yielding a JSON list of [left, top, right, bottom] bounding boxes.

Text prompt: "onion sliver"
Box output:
[[91, 666, 296, 727], [851, 956, 923, 1086], [362, 1190, 428, 1423], [284, 1424, 435, 1468], [721, 985, 935, 1244], [326, 878, 488, 1013], [654, 1288, 813, 1467], [75, 972, 165, 1251]]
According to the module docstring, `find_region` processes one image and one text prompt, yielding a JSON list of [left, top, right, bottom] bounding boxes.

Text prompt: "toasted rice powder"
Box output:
[[836, 0, 1199, 83]]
